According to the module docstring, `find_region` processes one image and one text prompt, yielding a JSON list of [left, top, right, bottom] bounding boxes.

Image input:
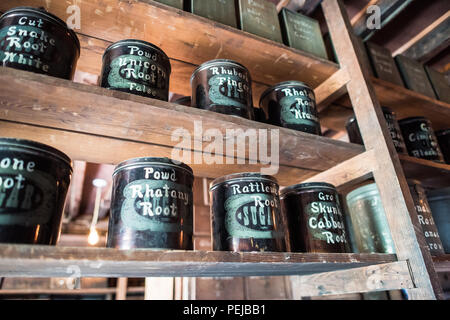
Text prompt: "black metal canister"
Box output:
[[210, 173, 285, 252], [100, 39, 171, 101], [0, 138, 72, 244], [259, 81, 321, 135], [408, 180, 445, 256], [107, 157, 193, 250], [191, 59, 254, 119], [0, 6, 80, 80], [399, 117, 444, 162], [280, 182, 349, 253], [436, 129, 450, 164], [345, 107, 407, 153]]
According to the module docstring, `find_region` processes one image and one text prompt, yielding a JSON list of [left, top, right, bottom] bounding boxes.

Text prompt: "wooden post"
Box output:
[[321, 0, 443, 300], [115, 277, 128, 300]]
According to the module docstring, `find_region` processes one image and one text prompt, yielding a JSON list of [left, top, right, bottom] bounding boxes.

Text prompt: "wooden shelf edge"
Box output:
[[0, 244, 397, 278], [399, 155, 450, 189]]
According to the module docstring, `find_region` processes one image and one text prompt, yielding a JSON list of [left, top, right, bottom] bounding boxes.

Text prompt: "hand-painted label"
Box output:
[[406, 122, 442, 159], [305, 192, 347, 245], [107, 46, 168, 99], [384, 114, 405, 151], [0, 20, 56, 73], [0, 157, 56, 226], [120, 179, 192, 233], [414, 199, 444, 253], [224, 193, 277, 239], [207, 66, 250, 109]]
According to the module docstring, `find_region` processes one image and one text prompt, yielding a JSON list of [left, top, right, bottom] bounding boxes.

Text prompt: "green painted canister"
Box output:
[[345, 183, 396, 254], [427, 187, 450, 253]]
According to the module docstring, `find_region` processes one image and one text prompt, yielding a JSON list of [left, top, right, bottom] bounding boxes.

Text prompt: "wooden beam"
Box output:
[[0, 245, 397, 278], [301, 150, 375, 190], [399, 13, 450, 62], [322, 0, 442, 300], [392, 12, 450, 57], [64, 160, 87, 221], [350, 0, 379, 26], [115, 278, 128, 300], [276, 0, 291, 12], [352, 0, 414, 41], [315, 68, 350, 111], [0, 67, 363, 176], [291, 261, 414, 298]]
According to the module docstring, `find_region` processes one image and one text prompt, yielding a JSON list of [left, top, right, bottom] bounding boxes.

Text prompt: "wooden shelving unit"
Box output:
[[0, 0, 448, 300]]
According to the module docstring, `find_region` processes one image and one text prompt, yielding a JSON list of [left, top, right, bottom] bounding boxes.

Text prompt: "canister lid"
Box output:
[[259, 81, 312, 104], [210, 172, 278, 191], [190, 59, 249, 83], [280, 182, 336, 197], [398, 116, 428, 125], [346, 183, 379, 203], [0, 137, 72, 169], [113, 157, 193, 176], [0, 6, 80, 53], [103, 39, 171, 72]]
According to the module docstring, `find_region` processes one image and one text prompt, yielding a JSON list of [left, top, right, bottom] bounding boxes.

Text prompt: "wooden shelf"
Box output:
[[0, 287, 145, 295], [320, 77, 450, 132], [399, 155, 450, 189], [433, 255, 450, 273], [0, 67, 363, 185], [0, 244, 397, 278], [0, 0, 339, 101]]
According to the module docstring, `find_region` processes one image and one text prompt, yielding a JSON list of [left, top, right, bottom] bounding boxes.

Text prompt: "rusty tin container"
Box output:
[[100, 39, 171, 101], [107, 157, 193, 250], [0, 6, 80, 79], [210, 173, 285, 252], [191, 59, 254, 119]]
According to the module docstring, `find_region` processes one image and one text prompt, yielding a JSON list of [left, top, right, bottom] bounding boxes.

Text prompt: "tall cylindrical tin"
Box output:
[[259, 81, 321, 135], [0, 138, 72, 244], [107, 157, 193, 250], [191, 59, 254, 119], [210, 173, 285, 252], [408, 180, 444, 256], [436, 129, 450, 164], [100, 39, 171, 101], [0, 6, 80, 80], [399, 117, 444, 162], [281, 182, 349, 253], [427, 187, 450, 253], [345, 183, 395, 254], [345, 107, 407, 153]]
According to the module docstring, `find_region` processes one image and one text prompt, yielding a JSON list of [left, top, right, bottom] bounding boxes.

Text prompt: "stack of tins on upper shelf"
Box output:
[[0, 0, 339, 104]]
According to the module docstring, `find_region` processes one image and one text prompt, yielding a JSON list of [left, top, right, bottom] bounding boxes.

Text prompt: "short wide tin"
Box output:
[[0, 6, 80, 80], [259, 81, 321, 135], [101, 39, 171, 101], [191, 59, 254, 119], [210, 173, 285, 252], [0, 138, 72, 244], [107, 157, 193, 250], [281, 182, 349, 253]]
